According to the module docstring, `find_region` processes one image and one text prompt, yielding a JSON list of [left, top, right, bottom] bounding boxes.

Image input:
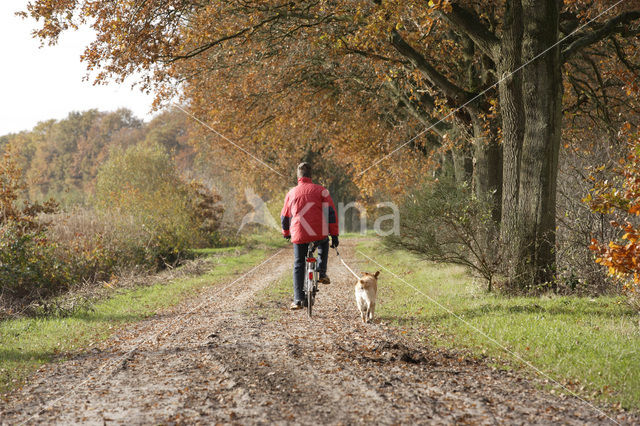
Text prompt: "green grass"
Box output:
[[191, 231, 289, 257], [246, 231, 291, 249], [254, 273, 292, 320], [0, 247, 272, 394], [338, 232, 369, 239], [357, 239, 640, 410], [191, 246, 243, 255]]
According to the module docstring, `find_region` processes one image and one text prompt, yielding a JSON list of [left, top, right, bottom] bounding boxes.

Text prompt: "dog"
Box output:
[[354, 271, 380, 323]]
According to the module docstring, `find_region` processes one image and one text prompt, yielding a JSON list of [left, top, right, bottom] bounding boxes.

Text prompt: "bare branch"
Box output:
[[609, 35, 640, 76], [385, 80, 451, 138], [562, 10, 640, 61]]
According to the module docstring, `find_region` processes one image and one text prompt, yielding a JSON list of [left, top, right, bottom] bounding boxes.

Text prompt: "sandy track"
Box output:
[[1, 242, 635, 425]]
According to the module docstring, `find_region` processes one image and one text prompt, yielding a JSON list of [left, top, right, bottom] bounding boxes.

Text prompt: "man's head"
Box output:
[[297, 162, 312, 179]]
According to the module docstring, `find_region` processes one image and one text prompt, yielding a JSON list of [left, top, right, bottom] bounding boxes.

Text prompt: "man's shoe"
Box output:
[[290, 301, 304, 310], [318, 275, 331, 284]]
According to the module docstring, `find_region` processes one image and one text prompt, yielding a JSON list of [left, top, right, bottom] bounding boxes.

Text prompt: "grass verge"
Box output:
[[0, 245, 273, 395], [356, 239, 640, 410], [254, 273, 292, 320]]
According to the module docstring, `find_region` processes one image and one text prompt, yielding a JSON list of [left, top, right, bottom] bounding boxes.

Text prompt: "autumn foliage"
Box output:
[[0, 148, 58, 229], [587, 135, 640, 295], [17, 1, 640, 292]]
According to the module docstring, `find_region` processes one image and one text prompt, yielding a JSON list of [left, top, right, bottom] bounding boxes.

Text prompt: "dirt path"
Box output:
[[1, 241, 635, 425]]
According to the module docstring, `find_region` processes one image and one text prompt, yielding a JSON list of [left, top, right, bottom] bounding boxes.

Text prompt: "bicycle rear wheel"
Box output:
[[306, 277, 313, 317]]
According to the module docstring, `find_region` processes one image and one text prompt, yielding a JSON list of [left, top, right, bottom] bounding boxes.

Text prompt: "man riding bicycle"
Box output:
[[281, 162, 339, 310]]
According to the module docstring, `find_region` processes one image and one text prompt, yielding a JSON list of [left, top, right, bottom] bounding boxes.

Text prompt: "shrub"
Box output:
[[0, 149, 66, 299], [187, 181, 224, 246], [94, 142, 223, 264], [1, 149, 58, 230], [0, 222, 73, 299], [554, 129, 628, 295], [384, 178, 502, 291], [44, 208, 156, 280], [586, 136, 640, 308]]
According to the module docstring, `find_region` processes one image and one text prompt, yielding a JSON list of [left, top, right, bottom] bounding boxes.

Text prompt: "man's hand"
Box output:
[[331, 235, 339, 248], [284, 235, 291, 241]]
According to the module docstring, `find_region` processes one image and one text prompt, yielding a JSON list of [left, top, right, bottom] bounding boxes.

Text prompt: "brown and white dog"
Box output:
[[355, 271, 380, 323]]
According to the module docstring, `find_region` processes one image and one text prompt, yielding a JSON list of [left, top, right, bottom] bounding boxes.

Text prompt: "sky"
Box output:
[[0, 1, 157, 135]]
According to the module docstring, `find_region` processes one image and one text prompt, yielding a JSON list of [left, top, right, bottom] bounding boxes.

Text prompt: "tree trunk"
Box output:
[[472, 119, 503, 223], [464, 34, 501, 214], [498, 0, 525, 283], [470, 117, 502, 289], [452, 144, 473, 186], [501, 0, 563, 289]]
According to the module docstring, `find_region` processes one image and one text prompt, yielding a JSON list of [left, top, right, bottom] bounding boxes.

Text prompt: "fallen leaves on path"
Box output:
[[1, 242, 636, 425]]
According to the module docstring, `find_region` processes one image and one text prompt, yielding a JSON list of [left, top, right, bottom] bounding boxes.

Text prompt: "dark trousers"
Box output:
[[293, 239, 329, 302]]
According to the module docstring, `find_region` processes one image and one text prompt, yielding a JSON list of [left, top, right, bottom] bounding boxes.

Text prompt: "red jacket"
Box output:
[[281, 177, 339, 244]]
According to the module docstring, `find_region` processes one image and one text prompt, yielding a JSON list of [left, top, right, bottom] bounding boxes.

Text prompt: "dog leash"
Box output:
[[334, 247, 361, 280]]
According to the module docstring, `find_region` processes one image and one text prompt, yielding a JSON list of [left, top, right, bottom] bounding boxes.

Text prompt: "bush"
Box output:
[[555, 174, 619, 294], [384, 178, 502, 291], [0, 149, 66, 299], [587, 136, 640, 308], [187, 181, 224, 246], [94, 142, 223, 265], [0, 222, 72, 299], [554, 129, 628, 294], [44, 209, 157, 278], [1, 207, 158, 301]]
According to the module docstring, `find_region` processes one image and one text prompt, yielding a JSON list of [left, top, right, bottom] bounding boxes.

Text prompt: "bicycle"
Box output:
[[304, 239, 326, 318]]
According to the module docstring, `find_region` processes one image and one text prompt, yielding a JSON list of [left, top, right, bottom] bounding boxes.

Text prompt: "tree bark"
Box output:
[[452, 146, 473, 186], [498, 0, 525, 283], [472, 119, 503, 223], [513, 0, 563, 288]]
